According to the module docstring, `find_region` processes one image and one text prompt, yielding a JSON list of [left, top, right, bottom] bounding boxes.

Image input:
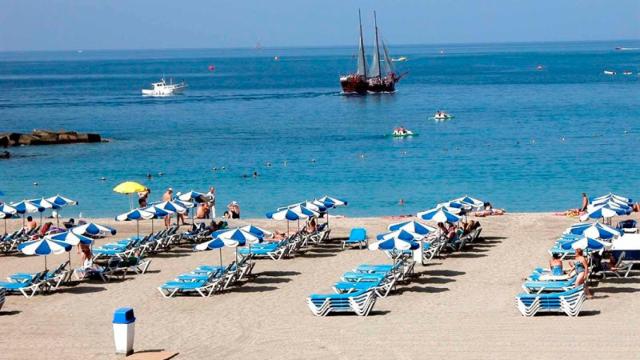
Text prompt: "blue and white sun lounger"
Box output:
[[307, 289, 377, 316], [0, 271, 49, 298], [342, 228, 368, 250], [516, 285, 585, 317]]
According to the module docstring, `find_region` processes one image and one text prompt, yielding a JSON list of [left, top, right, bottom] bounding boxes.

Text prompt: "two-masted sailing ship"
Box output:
[[340, 10, 403, 95]]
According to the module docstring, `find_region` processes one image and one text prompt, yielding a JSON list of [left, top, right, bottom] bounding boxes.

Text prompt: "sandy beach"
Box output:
[[1, 212, 640, 359]]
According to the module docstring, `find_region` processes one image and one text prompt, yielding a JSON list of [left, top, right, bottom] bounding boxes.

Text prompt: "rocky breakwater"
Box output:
[[0, 130, 105, 159]]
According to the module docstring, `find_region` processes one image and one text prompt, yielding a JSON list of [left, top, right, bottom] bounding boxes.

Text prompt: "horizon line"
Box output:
[[1, 38, 638, 54]]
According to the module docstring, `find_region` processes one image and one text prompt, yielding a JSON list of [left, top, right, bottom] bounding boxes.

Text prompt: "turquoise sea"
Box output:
[[0, 40, 639, 218]]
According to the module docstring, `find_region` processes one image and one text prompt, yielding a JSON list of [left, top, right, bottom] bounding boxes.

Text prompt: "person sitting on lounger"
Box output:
[[224, 201, 240, 219], [63, 218, 75, 229], [549, 253, 564, 276], [25, 216, 37, 232], [569, 248, 592, 297], [305, 217, 318, 234]]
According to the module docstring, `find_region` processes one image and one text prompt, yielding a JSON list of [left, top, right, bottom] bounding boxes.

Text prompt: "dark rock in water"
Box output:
[[0, 151, 10, 159], [0, 129, 102, 147]]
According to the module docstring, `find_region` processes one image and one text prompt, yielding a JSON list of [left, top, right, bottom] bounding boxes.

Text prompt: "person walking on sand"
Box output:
[[163, 187, 173, 227], [570, 248, 592, 298]]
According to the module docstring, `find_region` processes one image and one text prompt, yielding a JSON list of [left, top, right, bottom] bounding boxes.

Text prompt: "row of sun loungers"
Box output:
[[158, 255, 255, 298], [0, 261, 72, 298], [342, 227, 483, 265], [0, 226, 41, 253], [238, 226, 331, 261], [307, 258, 415, 316]]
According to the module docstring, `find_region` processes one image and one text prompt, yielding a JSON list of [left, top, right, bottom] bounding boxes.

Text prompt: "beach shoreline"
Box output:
[[1, 212, 640, 359]]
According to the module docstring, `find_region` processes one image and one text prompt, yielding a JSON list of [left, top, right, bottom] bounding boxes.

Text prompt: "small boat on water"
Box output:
[[433, 111, 454, 121], [141, 78, 187, 97], [392, 127, 415, 137], [623, 71, 633, 76], [392, 56, 408, 62], [603, 70, 616, 76]]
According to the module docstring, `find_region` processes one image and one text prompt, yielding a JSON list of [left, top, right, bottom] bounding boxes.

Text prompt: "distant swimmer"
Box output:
[[283, 160, 287, 167], [561, 137, 565, 142], [399, 199, 405, 206], [33, 182, 39, 186], [311, 159, 316, 163], [158, 172, 164, 176], [253, 171, 259, 178], [100, 177, 107, 181], [146, 173, 153, 179], [359, 153, 365, 159], [266, 162, 272, 167], [221, 166, 226, 170], [212, 167, 218, 171]]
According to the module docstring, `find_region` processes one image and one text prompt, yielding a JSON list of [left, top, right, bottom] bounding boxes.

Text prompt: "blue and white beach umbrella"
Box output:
[[580, 204, 625, 222], [436, 202, 464, 214], [267, 208, 303, 221], [116, 208, 154, 237], [177, 190, 209, 204], [116, 208, 154, 221], [195, 235, 240, 266], [317, 195, 348, 208], [28, 198, 58, 210], [240, 225, 273, 238], [285, 201, 327, 213], [11, 200, 45, 214], [592, 193, 631, 205], [215, 228, 262, 246], [154, 200, 189, 214], [47, 231, 94, 246], [72, 222, 117, 236], [45, 194, 78, 207], [565, 237, 611, 252], [388, 220, 435, 235], [452, 195, 484, 210], [418, 206, 461, 223], [18, 237, 72, 269], [0, 203, 17, 233], [567, 222, 620, 240], [370, 230, 421, 261]]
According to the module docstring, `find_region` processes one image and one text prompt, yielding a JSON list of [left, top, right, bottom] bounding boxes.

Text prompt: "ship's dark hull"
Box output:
[[340, 75, 369, 95], [367, 80, 396, 93]]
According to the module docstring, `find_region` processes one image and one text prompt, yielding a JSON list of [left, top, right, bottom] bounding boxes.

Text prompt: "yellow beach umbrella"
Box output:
[[113, 181, 147, 209], [113, 181, 146, 194]]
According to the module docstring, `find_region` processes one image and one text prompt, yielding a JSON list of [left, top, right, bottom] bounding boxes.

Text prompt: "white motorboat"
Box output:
[[141, 78, 187, 97], [391, 56, 408, 62], [433, 111, 454, 121], [603, 70, 616, 76]]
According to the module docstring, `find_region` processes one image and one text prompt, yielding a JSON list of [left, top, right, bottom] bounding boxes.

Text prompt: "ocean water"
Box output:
[[0, 41, 639, 218]]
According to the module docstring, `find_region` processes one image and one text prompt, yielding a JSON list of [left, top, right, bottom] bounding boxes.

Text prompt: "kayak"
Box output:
[[392, 132, 417, 137], [433, 115, 454, 121]]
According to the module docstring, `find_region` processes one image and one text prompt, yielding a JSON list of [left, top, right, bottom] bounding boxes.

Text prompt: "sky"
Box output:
[[0, 0, 638, 51]]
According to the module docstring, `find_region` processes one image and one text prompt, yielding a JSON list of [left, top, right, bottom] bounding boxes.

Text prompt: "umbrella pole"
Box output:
[[327, 210, 330, 227], [219, 249, 223, 267], [44, 255, 47, 271], [151, 218, 154, 233], [136, 220, 140, 238], [4, 218, 6, 234], [287, 221, 290, 236]]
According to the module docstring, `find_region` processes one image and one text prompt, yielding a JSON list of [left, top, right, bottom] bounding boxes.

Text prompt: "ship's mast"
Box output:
[[373, 11, 382, 79], [357, 9, 367, 77]]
